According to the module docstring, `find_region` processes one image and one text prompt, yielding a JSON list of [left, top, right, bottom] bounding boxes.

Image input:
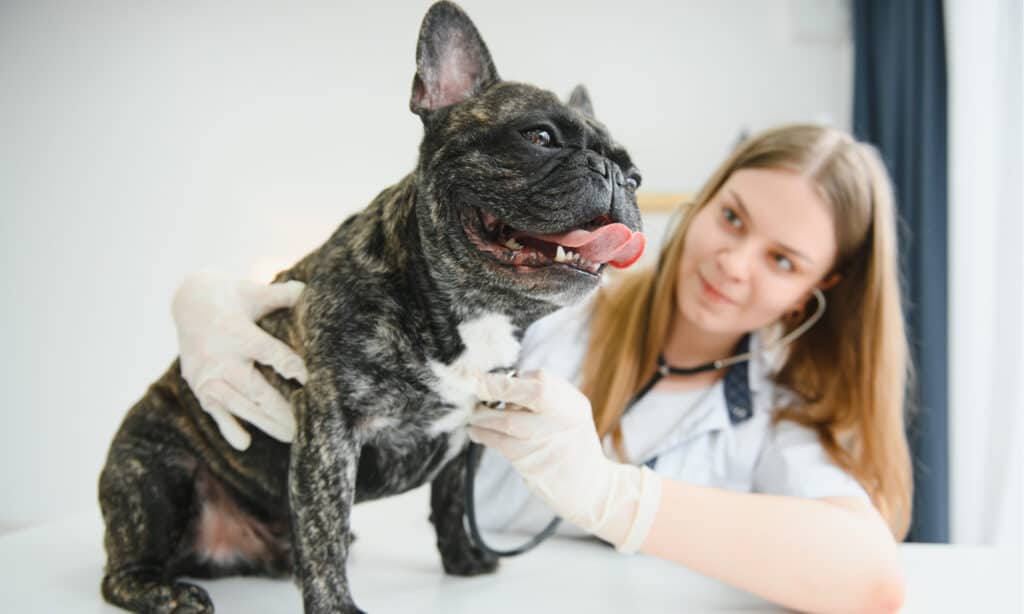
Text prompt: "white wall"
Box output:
[[0, 0, 855, 530], [946, 0, 1023, 550]]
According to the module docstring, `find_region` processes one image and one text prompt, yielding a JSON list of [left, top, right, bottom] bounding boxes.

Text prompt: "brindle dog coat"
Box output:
[[98, 2, 643, 612]]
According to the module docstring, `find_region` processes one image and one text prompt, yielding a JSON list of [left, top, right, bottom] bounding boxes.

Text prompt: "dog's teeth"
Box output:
[[555, 246, 583, 264], [504, 238, 523, 250]]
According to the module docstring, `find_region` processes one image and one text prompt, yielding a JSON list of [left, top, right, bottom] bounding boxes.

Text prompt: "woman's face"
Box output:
[[676, 167, 838, 336]]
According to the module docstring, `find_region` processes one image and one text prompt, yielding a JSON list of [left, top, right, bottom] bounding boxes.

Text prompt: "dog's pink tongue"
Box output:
[[533, 223, 646, 269]]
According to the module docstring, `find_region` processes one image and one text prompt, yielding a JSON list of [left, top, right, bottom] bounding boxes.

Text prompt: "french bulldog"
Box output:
[[98, 2, 644, 612]]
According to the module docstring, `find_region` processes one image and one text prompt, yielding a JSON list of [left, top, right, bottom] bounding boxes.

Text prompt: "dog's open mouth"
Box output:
[[463, 207, 646, 275]]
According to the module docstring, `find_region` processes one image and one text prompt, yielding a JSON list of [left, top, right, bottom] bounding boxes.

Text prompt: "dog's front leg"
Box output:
[[289, 387, 364, 614], [429, 445, 499, 576]]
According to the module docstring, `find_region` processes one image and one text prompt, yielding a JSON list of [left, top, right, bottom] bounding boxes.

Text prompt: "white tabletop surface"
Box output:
[[1, 486, 1019, 613]]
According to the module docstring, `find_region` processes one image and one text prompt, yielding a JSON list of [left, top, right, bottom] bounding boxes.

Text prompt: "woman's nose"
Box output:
[[716, 244, 754, 282]]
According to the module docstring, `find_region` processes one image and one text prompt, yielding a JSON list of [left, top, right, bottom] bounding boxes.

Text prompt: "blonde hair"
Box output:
[[580, 124, 913, 538]]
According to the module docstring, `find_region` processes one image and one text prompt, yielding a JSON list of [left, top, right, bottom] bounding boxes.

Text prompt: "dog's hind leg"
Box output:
[[98, 443, 213, 614], [429, 446, 499, 576]]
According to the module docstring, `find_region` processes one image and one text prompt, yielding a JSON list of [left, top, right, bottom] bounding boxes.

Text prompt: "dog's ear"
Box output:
[[410, 1, 500, 118], [567, 84, 595, 118]]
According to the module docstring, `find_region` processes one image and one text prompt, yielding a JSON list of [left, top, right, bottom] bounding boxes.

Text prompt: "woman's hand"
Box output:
[[469, 369, 662, 553], [172, 270, 307, 450]]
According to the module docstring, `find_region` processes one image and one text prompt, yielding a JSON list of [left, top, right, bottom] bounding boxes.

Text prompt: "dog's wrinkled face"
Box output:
[[410, 2, 645, 308]]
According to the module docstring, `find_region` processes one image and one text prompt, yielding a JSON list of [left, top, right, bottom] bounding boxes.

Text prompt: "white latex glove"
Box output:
[[172, 270, 308, 450], [468, 369, 662, 553]]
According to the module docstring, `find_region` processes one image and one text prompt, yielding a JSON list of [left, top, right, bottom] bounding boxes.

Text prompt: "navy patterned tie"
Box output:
[[723, 335, 753, 424]]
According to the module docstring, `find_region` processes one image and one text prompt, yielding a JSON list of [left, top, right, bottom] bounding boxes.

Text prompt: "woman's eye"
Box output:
[[523, 128, 555, 147], [722, 206, 742, 228], [773, 254, 795, 272]]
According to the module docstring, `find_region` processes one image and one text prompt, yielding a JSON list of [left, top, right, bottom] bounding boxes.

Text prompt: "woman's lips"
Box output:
[[698, 274, 735, 305]]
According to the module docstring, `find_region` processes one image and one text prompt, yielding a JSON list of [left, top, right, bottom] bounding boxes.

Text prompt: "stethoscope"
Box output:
[[464, 288, 827, 558]]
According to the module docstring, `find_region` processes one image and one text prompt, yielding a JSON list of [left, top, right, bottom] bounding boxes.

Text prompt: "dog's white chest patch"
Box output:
[[427, 312, 520, 437]]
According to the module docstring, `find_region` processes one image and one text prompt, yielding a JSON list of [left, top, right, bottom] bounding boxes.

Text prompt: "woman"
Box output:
[[173, 124, 911, 613]]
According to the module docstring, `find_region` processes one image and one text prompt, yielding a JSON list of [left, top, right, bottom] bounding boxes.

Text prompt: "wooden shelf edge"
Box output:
[[637, 192, 692, 213]]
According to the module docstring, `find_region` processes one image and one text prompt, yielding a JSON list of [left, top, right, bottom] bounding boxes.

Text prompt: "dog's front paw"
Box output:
[[439, 541, 499, 576], [304, 598, 367, 614]]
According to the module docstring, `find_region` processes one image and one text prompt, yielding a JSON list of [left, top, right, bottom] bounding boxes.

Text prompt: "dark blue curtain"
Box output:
[[852, 0, 949, 543]]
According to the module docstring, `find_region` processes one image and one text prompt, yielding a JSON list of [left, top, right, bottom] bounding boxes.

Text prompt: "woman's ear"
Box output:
[[819, 273, 842, 290]]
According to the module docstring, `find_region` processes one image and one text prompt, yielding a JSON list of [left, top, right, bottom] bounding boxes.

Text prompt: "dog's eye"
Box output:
[[522, 128, 555, 148], [626, 173, 642, 190]]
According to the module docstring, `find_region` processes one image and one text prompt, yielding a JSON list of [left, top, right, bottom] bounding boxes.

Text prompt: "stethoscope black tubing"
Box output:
[[464, 440, 563, 557]]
